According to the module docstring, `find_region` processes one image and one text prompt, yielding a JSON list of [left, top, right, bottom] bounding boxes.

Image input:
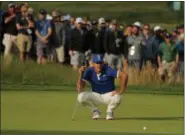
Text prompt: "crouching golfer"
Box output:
[[77, 54, 128, 120]]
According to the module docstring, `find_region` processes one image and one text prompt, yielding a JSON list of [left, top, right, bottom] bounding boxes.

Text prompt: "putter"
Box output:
[[71, 55, 88, 121], [71, 97, 79, 121]]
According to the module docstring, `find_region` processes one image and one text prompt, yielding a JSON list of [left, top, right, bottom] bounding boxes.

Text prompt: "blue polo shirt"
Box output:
[[35, 19, 52, 41], [82, 64, 118, 94]]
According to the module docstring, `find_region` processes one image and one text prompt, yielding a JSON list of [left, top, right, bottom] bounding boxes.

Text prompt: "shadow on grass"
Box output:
[[1, 130, 182, 135], [115, 116, 184, 121]]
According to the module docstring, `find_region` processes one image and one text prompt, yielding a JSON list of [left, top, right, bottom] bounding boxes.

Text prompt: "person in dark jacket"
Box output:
[[176, 35, 184, 81], [87, 18, 107, 62], [152, 26, 165, 68], [0, 9, 5, 53], [69, 17, 87, 70], [141, 24, 157, 69], [127, 22, 144, 72], [104, 19, 124, 69]]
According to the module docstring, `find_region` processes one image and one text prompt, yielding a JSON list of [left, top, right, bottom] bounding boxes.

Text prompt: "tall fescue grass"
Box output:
[[1, 55, 183, 88]]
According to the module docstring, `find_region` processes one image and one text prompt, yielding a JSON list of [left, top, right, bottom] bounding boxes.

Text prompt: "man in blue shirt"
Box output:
[[35, 9, 52, 64], [77, 54, 128, 120]]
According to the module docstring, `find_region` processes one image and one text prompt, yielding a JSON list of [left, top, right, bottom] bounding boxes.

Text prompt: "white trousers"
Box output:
[[77, 91, 121, 113], [3, 34, 17, 56]]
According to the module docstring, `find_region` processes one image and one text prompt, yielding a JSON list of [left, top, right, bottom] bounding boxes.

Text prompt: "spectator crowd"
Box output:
[[0, 3, 184, 83]]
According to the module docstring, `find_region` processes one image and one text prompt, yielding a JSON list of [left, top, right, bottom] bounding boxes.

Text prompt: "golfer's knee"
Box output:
[[111, 95, 121, 105], [77, 92, 89, 103]]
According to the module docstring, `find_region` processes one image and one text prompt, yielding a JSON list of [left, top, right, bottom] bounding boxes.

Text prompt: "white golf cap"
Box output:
[[98, 17, 106, 24], [28, 7, 34, 14], [87, 21, 92, 26], [154, 25, 162, 32], [65, 14, 71, 21], [46, 14, 53, 20], [75, 17, 83, 24], [133, 21, 142, 28]]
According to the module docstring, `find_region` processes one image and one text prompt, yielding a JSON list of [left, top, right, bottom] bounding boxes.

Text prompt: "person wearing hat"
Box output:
[[175, 30, 184, 82], [77, 54, 128, 120], [104, 19, 124, 70], [157, 32, 179, 83], [70, 16, 75, 29], [176, 24, 184, 43], [49, 10, 66, 64], [16, 3, 35, 61], [152, 25, 165, 68], [60, 14, 72, 64], [171, 28, 179, 44], [2, 3, 17, 59], [35, 9, 52, 64], [86, 18, 107, 66], [92, 17, 107, 61], [127, 21, 144, 72], [69, 17, 88, 70], [141, 24, 158, 68]]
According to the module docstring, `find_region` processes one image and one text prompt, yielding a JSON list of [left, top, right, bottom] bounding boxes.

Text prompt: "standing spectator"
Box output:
[[62, 15, 72, 64], [69, 17, 87, 70], [16, 4, 34, 61], [84, 21, 93, 66], [177, 24, 184, 35], [158, 33, 179, 83], [0, 9, 5, 53], [51, 10, 65, 64], [124, 25, 132, 37], [2, 3, 17, 58], [27, 7, 36, 61], [127, 22, 144, 72], [141, 24, 157, 68], [104, 19, 124, 69], [97, 18, 108, 62], [70, 16, 75, 29], [152, 26, 164, 68], [171, 28, 179, 44], [35, 9, 52, 64], [176, 34, 184, 82], [89, 18, 107, 57], [121, 25, 133, 72]]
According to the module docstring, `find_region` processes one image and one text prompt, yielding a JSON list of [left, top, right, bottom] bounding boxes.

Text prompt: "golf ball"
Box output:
[[143, 126, 147, 130]]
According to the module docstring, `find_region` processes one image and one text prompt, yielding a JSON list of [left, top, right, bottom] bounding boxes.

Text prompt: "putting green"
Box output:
[[1, 91, 184, 135]]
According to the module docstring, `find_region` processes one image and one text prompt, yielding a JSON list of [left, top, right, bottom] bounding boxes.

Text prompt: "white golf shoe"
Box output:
[[92, 110, 100, 120], [106, 112, 114, 120]]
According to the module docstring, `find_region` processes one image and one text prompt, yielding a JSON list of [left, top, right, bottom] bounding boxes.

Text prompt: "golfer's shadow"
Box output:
[[115, 116, 184, 121]]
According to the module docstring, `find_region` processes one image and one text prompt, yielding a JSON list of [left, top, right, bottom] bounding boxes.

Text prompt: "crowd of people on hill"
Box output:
[[0, 3, 184, 83]]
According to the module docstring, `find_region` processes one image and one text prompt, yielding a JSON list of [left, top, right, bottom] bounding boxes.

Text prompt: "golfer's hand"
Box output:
[[111, 90, 120, 96], [77, 80, 84, 93], [78, 66, 86, 75]]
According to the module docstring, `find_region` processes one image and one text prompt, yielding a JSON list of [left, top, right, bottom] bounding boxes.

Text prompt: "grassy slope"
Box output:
[[1, 91, 184, 135], [1, 2, 184, 23], [1, 56, 184, 94]]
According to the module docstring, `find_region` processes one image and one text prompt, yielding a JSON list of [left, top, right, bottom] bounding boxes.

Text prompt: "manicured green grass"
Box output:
[[1, 91, 184, 135]]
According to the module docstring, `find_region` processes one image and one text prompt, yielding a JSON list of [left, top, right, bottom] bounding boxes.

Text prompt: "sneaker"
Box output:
[[92, 110, 100, 120], [106, 112, 114, 120]]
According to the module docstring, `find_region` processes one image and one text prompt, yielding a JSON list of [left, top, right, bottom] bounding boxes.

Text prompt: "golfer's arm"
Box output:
[[77, 73, 86, 91], [117, 71, 128, 95]]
